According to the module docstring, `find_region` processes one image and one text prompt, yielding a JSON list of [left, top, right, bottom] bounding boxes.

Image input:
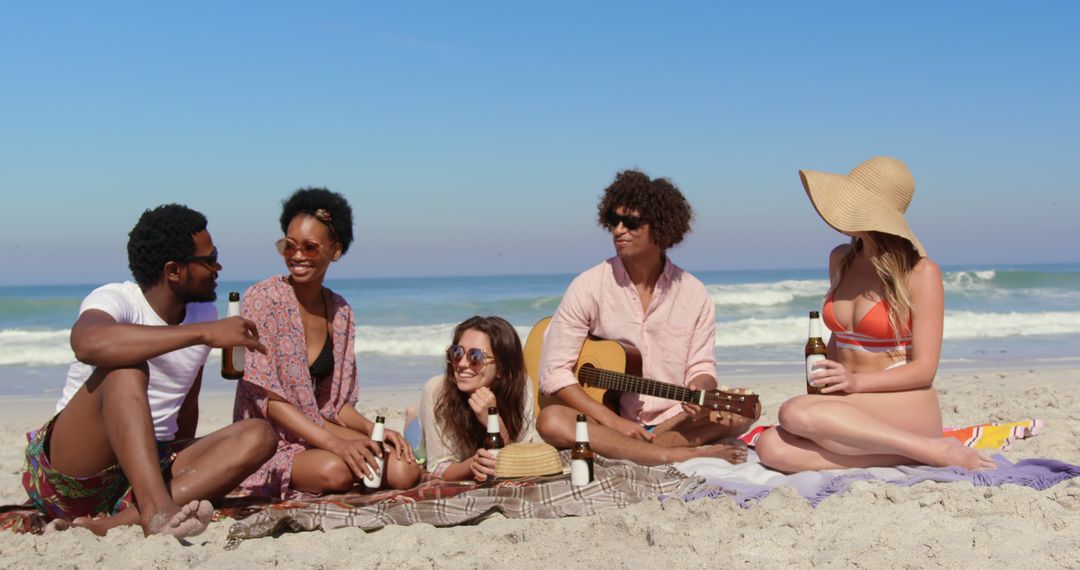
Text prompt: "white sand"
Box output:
[[2, 368, 1078, 568]]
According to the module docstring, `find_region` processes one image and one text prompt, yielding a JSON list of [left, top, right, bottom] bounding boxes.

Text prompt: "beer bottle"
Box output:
[[570, 414, 594, 486], [482, 407, 505, 458], [221, 291, 244, 380], [362, 416, 386, 489], [805, 311, 828, 395]]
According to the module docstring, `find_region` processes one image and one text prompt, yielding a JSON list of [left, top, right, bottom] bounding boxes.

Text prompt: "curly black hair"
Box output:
[[596, 170, 693, 250], [127, 204, 208, 288], [279, 187, 354, 254]]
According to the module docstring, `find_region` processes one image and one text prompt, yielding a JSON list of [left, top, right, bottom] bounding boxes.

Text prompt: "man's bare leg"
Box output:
[[68, 418, 278, 536], [48, 365, 276, 537], [650, 409, 754, 449], [537, 405, 746, 465]]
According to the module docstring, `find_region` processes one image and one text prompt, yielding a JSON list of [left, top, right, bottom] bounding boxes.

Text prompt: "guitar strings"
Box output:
[[578, 366, 692, 401], [576, 366, 753, 412]]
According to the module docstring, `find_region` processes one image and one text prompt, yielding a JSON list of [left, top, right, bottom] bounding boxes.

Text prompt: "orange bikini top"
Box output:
[[822, 290, 911, 352]]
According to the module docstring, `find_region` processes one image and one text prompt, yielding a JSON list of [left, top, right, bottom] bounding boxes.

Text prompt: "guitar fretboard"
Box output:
[[577, 365, 702, 404]]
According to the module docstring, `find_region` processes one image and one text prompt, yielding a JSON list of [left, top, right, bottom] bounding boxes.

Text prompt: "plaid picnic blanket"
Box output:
[[2, 451, 696, 543], [224, 451, 694, 546]]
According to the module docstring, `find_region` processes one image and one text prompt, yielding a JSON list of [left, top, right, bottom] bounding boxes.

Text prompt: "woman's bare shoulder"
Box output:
[[910, 257, 942, 282], [827, 243, 852, 284], [907, 257, 944, 302]]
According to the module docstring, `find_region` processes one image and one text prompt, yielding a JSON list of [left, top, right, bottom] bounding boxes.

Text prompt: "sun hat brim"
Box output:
[[800, 160, 926, 257]]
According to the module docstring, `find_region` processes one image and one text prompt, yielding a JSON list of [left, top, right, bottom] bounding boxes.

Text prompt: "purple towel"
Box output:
[[674, 454, 1080, 508]]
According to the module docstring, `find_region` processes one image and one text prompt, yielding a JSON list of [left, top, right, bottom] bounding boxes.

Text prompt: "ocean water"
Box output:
[[2, 263, 1078, 398]]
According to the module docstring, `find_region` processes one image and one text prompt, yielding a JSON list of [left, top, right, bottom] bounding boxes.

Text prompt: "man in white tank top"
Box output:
[[20, 204, 276, 539]]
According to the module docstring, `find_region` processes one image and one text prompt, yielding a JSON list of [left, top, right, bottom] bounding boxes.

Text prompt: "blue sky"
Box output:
[[2, 2, 1077, 286]]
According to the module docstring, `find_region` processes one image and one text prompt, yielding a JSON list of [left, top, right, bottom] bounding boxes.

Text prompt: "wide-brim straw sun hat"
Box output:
[[494, 442, 566, 479], [799, 156, 926, 257]]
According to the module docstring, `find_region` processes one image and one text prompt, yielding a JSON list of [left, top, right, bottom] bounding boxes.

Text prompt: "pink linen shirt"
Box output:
[[538, 256, 717, 426]]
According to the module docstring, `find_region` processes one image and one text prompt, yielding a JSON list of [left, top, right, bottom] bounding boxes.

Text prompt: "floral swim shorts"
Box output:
[[21, 416, 178, 521]]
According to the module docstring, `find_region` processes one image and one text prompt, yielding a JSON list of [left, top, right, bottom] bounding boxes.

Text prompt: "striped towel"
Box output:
[[737, 419, 1044, 450], [940, 419, 1044, 450]]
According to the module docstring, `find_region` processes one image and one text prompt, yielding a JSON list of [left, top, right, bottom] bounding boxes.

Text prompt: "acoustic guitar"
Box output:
[[523, 317, 759, 420]]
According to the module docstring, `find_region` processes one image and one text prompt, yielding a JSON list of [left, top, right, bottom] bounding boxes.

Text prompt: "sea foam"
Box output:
[[707, 280, 829, 307], [4, 309, 1078, 366]]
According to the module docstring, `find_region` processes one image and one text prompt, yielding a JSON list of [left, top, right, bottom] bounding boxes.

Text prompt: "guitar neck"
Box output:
[[577, 366, 700, 404]]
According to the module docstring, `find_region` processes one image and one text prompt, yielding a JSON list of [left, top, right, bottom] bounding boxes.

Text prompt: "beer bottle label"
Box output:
[[231, 346, 245, 372], [362, 456, 384, 489], [364, 418, 386, 488], [571, 458, 592, 486], [806, 354, 826, 386]]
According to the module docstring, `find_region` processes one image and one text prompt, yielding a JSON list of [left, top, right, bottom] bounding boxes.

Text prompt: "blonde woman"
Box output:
[[755, 157, 995, 472]]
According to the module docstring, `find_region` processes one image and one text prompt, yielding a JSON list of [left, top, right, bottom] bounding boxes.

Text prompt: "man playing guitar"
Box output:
[[537, 170, 758, 465]]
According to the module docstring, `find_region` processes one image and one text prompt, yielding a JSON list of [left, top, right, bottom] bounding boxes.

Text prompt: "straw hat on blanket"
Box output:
[[494, 442, 566, 479], [799, 156, 926, 257]]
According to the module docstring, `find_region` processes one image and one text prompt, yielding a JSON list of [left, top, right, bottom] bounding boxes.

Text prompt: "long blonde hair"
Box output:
[[835, 232, 921, 339]]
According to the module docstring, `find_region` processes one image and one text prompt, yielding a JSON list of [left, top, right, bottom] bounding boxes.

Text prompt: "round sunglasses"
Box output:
[[446, 344, 496, 369], [276, 238, 332, 259]]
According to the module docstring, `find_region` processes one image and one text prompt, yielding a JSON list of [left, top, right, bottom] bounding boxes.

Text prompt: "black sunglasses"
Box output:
[[446, 344, 495, 369], [604, 212, 644, 231], [182, 248, 219, 267]]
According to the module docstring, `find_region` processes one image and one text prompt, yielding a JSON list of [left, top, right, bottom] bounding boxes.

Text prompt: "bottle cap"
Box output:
[[229, 291, 240, 302], [375, 415, 385, 423], [576, 414, 587, 422], [488, 406, 497, 415]]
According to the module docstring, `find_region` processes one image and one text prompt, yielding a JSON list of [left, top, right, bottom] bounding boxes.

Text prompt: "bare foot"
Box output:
[[932, 438, 997, 471], [144, 500, 214, 538], [46, 512, 131, 536], [700, 439, 749, 464], [669, 439, 748, 464], [71, 515, 122, 536]]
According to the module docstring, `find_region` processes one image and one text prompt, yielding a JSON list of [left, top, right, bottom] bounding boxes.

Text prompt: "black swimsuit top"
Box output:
[[308, 289, 335, 381], [308, 331, 334, 380]]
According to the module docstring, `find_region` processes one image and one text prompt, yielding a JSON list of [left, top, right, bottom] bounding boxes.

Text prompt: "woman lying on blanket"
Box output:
[[234, 188, 422, 499], [755, 157, 995, 472], [412, 316, 539, 481]]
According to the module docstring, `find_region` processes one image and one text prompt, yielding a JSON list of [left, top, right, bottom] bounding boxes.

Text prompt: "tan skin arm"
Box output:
[[437, 394, 515, 482], [337, 404, 414, 462], [466, 387, 513, 443], [174, 368, 203, 440], [437, 450, 494, 482], [266, 395, 382, 477], [335, 404, 374, 436], [71, 309, 266, 368]]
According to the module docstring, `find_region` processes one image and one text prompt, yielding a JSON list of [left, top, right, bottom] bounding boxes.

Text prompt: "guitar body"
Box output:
[[523, 317, 637, 414], [524, 316, 760, 421]]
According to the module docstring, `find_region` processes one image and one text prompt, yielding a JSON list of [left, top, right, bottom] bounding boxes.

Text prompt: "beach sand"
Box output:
[[2, 367, 1078, 568]]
